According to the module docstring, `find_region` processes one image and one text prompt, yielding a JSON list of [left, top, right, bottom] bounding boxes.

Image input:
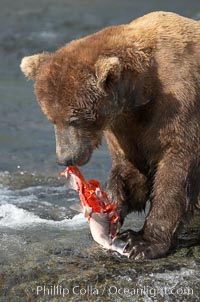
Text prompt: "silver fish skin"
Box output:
[[69, 197, 127, 255], [89, 212, 113, 249], [89, 212, 127, 256]]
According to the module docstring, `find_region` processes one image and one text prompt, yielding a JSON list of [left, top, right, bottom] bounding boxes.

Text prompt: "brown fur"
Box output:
[[21, 12, 200, 259]]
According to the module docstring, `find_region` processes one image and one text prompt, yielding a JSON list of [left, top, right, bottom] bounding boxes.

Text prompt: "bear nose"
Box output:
[[56, 155, 74, 166]]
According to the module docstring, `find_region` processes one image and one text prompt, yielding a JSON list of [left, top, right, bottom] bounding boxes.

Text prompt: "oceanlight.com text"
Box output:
[[35, 284, 194, 298]]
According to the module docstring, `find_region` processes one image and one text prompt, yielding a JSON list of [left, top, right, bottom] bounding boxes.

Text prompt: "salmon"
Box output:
[[61, 166, 127, 254]]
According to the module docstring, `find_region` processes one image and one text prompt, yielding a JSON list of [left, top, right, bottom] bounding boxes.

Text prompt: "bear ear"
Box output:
[[95, 57, 122, 91], [20, 52, 49, 80]]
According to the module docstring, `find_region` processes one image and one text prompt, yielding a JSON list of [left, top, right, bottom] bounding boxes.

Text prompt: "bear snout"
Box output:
[[54, 125, 93, 166], [56, 148, 92, 167], [56, 155, 74, 167]]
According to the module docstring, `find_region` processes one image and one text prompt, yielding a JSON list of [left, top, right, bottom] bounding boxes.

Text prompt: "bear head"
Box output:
[[20, 32, 152, 166]]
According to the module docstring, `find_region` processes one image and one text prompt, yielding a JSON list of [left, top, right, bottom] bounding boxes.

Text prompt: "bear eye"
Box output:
[[68, 116, 80, 126]]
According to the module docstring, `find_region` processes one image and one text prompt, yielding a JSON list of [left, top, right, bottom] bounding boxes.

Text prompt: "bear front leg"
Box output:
[[106, 160, 150, 224], [118, 152, 190, 259]]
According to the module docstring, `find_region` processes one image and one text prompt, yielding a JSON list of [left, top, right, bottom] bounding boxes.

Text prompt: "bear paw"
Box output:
[[117, 229, 169, 260]]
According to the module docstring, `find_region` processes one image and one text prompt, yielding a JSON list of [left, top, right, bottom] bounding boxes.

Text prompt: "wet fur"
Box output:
[[21, 12, 200, 259]]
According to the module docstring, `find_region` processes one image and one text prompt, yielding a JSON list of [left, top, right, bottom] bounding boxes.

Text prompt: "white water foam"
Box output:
[[0, 203, 86, 228], [0, 188, 86, 229]]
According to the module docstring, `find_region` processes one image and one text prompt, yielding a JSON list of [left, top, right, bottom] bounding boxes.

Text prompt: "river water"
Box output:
[[0, 1, 200, 301]]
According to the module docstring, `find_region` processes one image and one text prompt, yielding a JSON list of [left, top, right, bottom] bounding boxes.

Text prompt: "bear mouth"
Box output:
[[76, 148, 92, 166]]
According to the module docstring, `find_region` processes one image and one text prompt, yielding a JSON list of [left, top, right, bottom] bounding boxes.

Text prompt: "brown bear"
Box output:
[[20, 11, 200, 259]]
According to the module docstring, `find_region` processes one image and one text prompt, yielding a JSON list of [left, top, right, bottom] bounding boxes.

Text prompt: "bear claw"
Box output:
[[117, 229, 169, 259]]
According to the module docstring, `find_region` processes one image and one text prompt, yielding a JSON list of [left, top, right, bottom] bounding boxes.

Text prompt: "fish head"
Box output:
[[61, 166, 87, 192], [61, 169, 80, 191]]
